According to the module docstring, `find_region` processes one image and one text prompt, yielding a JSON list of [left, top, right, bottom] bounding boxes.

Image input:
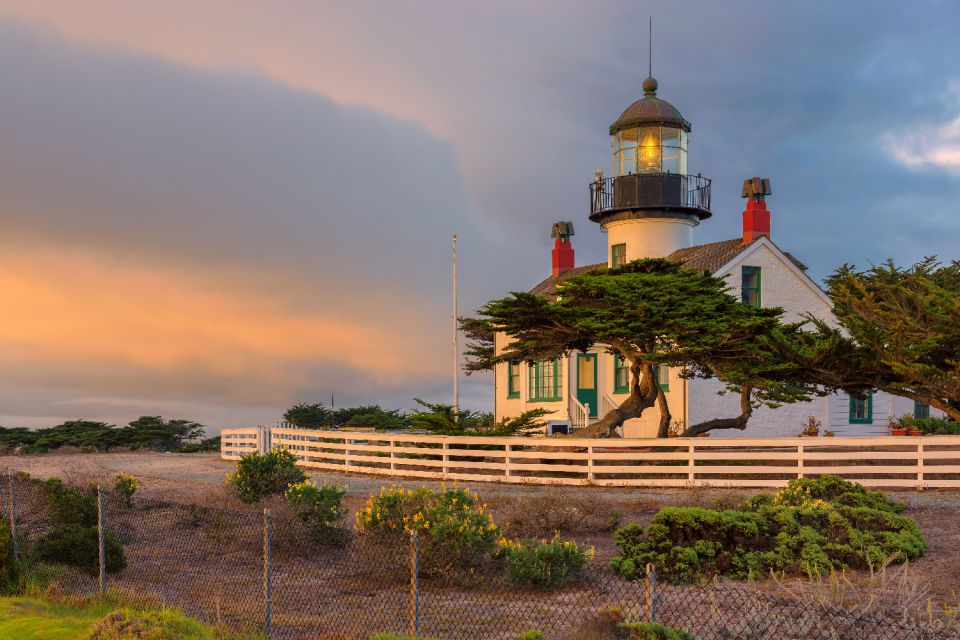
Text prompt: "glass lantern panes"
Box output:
[[613, 125, 687, 177]]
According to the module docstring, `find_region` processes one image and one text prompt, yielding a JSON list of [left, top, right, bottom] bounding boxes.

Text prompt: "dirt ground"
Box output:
[[3, 451, 959, 607]]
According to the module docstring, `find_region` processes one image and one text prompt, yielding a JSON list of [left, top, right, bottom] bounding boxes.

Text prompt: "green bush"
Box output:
[[499, 534, 593, 590], [225, 449, 307, 503], [618, 621, 695, 640], [611, 475, 926, 583], [356, 485, 501, 577], [285, 479, 348, 545], [32, 525, 126, 575], [44, 478, 98, 527], [0, 519, 25, 595], [516, 632, 544, 640], [912, 416, 960, 434], [113, 472, 140, 507]]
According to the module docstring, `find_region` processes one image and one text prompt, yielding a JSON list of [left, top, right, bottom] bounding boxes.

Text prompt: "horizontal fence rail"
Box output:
[[221, 429, 960, 489]]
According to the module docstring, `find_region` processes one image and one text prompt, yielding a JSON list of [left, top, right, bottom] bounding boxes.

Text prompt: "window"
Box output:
[[914, 401, 930, 419], [742, 266, 761, 307], [528, 359, 562, 402], [507, 362, 520, 399], [614, 356, 630, 394], [655, 365, 670, 391], [611, 243, 627, 268], [849, 392, 873, 424]]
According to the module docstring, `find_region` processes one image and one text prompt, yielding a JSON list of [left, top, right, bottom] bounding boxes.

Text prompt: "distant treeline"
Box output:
[[0, 416, 220, 454]]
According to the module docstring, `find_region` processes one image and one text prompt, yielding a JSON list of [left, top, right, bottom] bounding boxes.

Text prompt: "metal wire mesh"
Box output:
[[3, 472, 958, 640]]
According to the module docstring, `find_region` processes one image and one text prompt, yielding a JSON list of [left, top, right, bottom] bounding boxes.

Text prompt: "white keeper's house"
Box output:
[[493, 74, 942, 438]]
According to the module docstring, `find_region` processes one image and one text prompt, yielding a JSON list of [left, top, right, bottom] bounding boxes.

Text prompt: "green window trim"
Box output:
[[742, 266, 761, 308], [849, 392, 873, 424], [528, 359, 562, 402], [914, 400, 930, 419], [611, 243, 627, 268], [506, 361, 520, 399], [613, 356, 629, 394]]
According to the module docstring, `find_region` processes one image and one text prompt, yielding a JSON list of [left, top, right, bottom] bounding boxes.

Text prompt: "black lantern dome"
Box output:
[[590, 76, 711, 224], [609, 76, 691, 135]]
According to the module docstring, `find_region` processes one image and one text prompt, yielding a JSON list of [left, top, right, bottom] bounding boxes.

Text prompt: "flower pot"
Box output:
[[667, 433, 679, 438], [890, 428, 908, 436], [907, 428, 923, 437], [696, 432, 710, 438]]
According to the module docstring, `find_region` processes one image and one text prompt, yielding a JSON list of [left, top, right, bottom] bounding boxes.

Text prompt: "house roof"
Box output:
[[528, 237, 808, 298]]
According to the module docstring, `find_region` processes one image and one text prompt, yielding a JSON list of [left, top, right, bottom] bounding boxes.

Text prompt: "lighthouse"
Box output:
[[589, 75, 711, 265]]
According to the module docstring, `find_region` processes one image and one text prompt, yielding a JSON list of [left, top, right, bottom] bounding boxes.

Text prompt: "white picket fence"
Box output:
[[220, 428, 960, 489]]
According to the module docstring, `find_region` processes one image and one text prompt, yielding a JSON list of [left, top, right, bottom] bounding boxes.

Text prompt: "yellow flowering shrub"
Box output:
[[356, 485, 501, 577], [113, 472, 141, 507]]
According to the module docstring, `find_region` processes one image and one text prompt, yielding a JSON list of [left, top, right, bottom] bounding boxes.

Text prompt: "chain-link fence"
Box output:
[[3, 472, 958, 640]]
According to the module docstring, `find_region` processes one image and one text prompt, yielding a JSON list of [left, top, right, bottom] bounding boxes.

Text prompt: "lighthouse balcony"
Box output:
[[589, 173, 712, 223]]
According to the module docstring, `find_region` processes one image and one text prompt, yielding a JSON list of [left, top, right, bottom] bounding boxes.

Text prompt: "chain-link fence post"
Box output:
[[646, 563, 657, 623], [409, 531, 420, 638], [263, 508, 272, 640], [97, 485, 106, 595], [8, 474, 19, 560]]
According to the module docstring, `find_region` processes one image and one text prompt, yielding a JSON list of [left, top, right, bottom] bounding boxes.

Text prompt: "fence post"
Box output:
[[96, 486, 106, 595], [797, 441, 805, 479], [504, 443, 511, 480], [587, 443, 594, 482], [917, 440, 924, 489], [442, 442, 450, 475], [409, 531, 420, 638], [263, 509, 272, 640], [646, 562, 657, 623], [8, 474, 18, 560], [687, 443, 695, 484]]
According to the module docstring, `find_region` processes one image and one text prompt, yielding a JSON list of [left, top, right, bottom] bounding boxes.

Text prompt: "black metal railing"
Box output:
[[590, 173, 711, 220]]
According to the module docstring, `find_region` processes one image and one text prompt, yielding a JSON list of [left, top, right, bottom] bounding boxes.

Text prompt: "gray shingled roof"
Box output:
[[528, 237, 808, 297]]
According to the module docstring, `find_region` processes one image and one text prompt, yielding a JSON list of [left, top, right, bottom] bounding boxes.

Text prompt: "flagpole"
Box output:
[[452, 233, 459, 422]]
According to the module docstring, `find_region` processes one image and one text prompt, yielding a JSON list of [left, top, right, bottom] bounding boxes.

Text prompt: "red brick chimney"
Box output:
[[741, 177, 772, 244], [550, 220, 575, 277]]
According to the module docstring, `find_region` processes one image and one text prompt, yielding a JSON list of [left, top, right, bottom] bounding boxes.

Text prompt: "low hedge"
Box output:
[[611, 475, 926, 583]]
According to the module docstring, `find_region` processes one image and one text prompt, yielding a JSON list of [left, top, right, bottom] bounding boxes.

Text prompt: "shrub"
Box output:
[[356, 485, 501, 577], [517, 632, 544, 640], [44, 478, 98, 527], [225, 449, 307, 503], [618, 622, 695, 640], [113, 472, 141, 507], [32, 525, 126, 574], [499, 534, 593, 590], [611, 475, 926, 583], [912, 416, 960, 435], [0, 520, 24, 595], [285, 480, 348, 545], [86, 606, 246, 639]]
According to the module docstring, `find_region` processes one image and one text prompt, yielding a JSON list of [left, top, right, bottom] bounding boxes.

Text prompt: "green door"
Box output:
[[577, 353, 598, 418]]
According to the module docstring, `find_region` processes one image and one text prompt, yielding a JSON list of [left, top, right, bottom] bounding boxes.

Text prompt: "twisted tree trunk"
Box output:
[[682, 386, 754, 437], [656, 386, 672, 438], [571, 362, 659, 438]]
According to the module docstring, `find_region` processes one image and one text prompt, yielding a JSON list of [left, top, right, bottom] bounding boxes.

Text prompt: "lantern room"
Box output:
[[611, 78, 689, 176]]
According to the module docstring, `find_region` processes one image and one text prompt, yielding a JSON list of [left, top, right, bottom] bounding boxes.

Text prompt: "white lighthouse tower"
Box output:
[[589, 74, 711, 265]]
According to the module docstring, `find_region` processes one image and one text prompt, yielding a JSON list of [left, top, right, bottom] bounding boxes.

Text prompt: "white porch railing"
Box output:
[[599, 392, 619, 420], [569, 396, 589, 431]]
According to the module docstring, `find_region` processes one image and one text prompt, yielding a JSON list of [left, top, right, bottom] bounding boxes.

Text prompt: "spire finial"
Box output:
[[643, 17, 657, 96]]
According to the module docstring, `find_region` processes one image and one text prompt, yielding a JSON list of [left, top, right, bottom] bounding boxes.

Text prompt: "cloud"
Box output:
[[884, 113, 960, 174]]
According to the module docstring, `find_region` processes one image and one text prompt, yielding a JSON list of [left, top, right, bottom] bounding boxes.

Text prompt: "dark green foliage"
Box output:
[[0, 520, 24, 595], [823, 258, 960, 421], [499, 536, 592, 590], [0, 416, 207, 454], [44, 478, 98, 528], [283, 402, 333, 429], [32, 526, 126, 575], [285, 480, 349, 546], [912, 417, 960, 434], [174, 436, 221, 453], [617, 622, 695, 640], [339, 405, 407, 430], [225, 449, 307, 503], [611, 475, 926, 583], [407, 399, 547, 436]]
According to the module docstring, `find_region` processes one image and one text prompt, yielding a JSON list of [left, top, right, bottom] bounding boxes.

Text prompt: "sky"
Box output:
[[1, 1, 959, 431]]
